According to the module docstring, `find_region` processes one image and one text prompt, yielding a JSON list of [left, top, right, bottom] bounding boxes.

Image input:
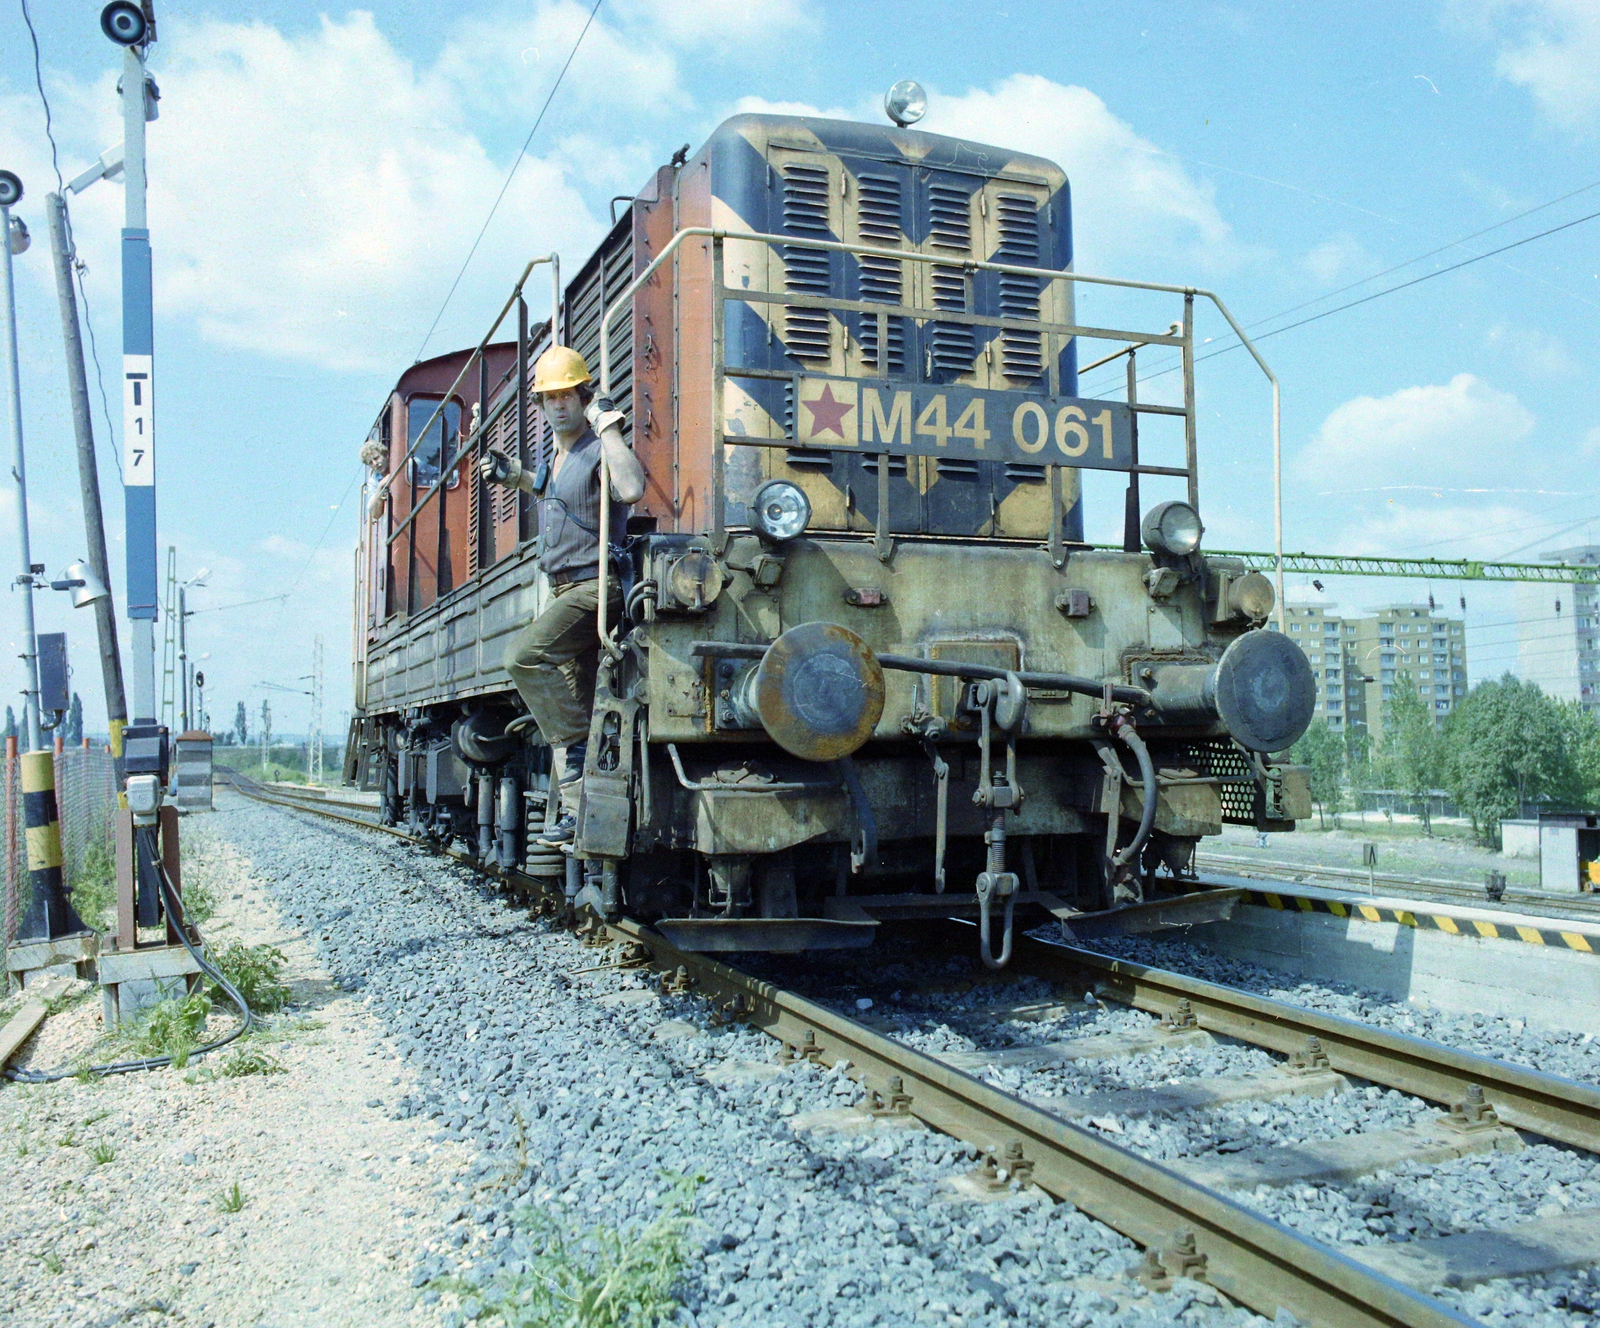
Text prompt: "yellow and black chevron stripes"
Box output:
[[1245, 888, 1600, 954]]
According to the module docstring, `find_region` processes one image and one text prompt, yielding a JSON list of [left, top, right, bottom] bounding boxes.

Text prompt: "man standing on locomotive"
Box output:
[[480, 346, 645, 844]]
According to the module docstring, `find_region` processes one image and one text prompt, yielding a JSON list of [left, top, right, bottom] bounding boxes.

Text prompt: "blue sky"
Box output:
[[0, 0, 1595, 737]]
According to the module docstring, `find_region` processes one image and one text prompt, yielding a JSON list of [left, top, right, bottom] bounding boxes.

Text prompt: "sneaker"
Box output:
[[536, 812, 577, 847]]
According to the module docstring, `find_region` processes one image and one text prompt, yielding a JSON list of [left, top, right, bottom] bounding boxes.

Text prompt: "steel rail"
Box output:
[[608, 917, 1469, 1328], [225, 772, 1600, 1155], [214, 771, 1576, 1321], [996, 929, 1600, 1153]]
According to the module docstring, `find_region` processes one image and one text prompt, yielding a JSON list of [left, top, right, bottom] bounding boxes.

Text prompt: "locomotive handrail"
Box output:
[[371, 255, 563, 621], [595, 226, 1286, 642]]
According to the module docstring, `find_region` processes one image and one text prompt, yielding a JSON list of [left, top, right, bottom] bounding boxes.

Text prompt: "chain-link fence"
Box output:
[[2, 743, 118, 947]]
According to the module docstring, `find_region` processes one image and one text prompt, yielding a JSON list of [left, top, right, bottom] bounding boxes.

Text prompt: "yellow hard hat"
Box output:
[[532, 345, 592, 395]]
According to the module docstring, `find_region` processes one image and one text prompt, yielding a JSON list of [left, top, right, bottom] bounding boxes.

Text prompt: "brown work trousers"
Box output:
[[502, 577, 621, 751]]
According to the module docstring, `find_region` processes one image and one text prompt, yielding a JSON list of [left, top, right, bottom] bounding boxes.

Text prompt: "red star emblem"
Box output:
[[804, 384, 854, 438]]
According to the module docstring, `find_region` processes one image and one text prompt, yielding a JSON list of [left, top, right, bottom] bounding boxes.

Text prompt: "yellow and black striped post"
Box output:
[[16, 749, 87, 940]]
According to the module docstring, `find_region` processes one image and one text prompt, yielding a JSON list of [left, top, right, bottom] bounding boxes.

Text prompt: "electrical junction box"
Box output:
[[36, 632, 68, 714]]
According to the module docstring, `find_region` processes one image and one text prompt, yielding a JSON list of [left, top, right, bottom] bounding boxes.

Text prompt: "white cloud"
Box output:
[[923, 76, 1242, 274], [1484, 323, 1581, 378], [1296, 374, 1534, 488], [1584, 425, 1600, 453], [1303, 233, 1373, 285], [1454, 0, 1600, 133]]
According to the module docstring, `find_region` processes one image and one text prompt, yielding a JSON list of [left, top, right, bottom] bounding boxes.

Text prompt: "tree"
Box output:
[[61, 693, 83, 745], [1443, 674, 1590, 845], [1384, 672, 1442, 835], [1292, 720, 1345, 829], [235, 701, 248, 748]]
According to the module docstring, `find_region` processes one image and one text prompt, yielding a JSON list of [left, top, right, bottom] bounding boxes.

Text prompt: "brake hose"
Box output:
[[1109, 717, 1159, 871], [4, 827, 255, 1083]]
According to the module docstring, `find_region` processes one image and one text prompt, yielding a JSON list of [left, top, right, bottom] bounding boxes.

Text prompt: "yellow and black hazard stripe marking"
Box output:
[[1244, 888, 1600, 954]]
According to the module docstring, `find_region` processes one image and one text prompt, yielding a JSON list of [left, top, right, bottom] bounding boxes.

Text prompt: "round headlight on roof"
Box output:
[[749, 479, 811, 542], [884, 80, 927, 128], [1141, 500, 1204, 557]]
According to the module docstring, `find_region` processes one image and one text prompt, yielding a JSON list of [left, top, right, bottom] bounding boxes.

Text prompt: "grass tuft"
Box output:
[[206, 941, 290, 1015], [109, 992, 212, 1068], [41, 1252, 62, 1275], [188, 1045, 285, 1082], [448, 1174, 700, 1327], [215, 1181, 248, 1214], [89, 1142, 114, 1166]]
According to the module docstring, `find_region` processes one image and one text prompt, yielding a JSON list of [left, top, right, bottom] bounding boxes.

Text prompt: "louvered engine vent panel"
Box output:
[[927, 183, 972, 251], [855, 174, 905, 373], [929, 265, 973, 371], [1004, 462, 1047, 483], [995, 194, 1043, 381], [782, 164, 832, 361]]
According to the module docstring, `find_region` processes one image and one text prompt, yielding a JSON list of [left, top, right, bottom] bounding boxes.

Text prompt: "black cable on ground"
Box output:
[[4, 828, 256, 1083]]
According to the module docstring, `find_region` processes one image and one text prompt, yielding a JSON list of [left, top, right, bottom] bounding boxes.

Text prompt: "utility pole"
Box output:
[[45, 193, 127, 750], [0, 170, 43, 753], [118, 13, 159, 729], [309, 635, 324, 784]]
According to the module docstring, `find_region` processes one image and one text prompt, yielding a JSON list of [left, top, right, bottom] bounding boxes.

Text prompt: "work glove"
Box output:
[[480, 450, 522, 487], [584, 396, 627, 437]]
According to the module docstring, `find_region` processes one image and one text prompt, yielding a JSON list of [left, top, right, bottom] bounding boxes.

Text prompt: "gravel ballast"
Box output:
[[202, 791, 1310, 1328]]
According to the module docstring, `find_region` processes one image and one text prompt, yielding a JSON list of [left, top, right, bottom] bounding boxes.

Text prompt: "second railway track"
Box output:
[[224, 770, 1600, 1327]]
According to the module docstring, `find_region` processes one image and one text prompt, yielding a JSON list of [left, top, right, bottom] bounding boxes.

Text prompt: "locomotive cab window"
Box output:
[[407, 396, 462, 490]]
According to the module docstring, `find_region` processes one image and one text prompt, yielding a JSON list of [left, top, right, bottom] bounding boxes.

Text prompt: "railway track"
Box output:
[[221, 770, 1600, 1327]]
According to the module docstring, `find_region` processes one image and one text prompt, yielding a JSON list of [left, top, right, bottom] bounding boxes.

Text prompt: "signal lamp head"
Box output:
[[1141, 500, 1203, 557], [749, 479, 811, 543], [61, 561, 109, 608], [101, 2, 149, 46], [884, 80, 927, 128], [7, 216, 28, 256]]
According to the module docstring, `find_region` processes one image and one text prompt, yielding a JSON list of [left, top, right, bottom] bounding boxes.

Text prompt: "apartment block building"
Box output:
[[1515, 546, 1600, 717], [1274, 602, 1469, 744]]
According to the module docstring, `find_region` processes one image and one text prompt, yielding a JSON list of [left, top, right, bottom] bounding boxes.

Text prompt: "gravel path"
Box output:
[[0, 821, 468, 1328], [204, 790, 1306, 1328]]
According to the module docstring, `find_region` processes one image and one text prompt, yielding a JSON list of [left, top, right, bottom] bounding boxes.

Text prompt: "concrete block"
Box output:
[[939, 1028, 1214, 1073], [98, 944, 202, 1024], [1032, 1069, 1347, 1121], [1348, 1207, 1600, 1290], [1174, 1117, 1521, 1192]]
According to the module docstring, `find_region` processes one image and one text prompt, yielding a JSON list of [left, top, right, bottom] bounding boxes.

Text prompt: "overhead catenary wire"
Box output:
[[413, 0, 604, 363]]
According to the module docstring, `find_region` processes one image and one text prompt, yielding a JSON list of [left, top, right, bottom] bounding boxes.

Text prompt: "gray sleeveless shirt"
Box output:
[[535, 429, 629, 578]]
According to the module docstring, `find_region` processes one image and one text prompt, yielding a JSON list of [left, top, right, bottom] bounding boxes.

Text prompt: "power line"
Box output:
[[18, 0, 61, 192], [1112, 207, 1600, 392], [1082, 184, 1600, 397], [414, 0, 604, 362]]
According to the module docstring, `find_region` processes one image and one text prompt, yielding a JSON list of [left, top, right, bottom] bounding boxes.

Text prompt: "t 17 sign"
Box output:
[[792, 375, 1134, 470]]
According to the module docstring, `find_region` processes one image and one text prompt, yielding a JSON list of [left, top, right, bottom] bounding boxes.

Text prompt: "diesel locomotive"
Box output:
[[344, 108, 1315, 967]]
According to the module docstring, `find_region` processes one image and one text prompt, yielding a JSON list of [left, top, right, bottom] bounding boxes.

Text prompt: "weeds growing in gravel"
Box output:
[[187, 1045, 285, 1082], [215, 1182, 248, 1213], [206, 941, 290, 1014], [40, 1252, 62, 1275], [69, 842, 115, 932], [89, 1142, 115, 1165], [106, 992, 212, 1068], [452, 1175, 700, 1327]]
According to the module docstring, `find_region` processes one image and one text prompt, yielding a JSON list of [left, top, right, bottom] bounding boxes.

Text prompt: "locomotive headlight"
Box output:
[[884, 80, 927, 128], [750, 479, 811, 543], [1141, 500, 1204, 557]]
